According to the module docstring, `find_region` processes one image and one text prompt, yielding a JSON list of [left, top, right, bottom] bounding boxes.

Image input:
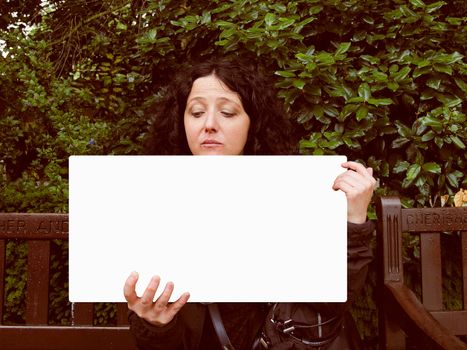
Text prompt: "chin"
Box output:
[[198, 149, 226, 155], [196, 145, 226, 155]]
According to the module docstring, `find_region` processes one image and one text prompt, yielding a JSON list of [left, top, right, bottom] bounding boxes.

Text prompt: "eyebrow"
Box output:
[[187, 96, 241, 107]]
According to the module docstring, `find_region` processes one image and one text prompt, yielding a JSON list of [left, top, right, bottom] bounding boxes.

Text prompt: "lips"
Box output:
[[201, 139, 223, 145]]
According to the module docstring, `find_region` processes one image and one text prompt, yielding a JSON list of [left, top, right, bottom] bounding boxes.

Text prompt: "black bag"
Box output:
[[209, 303, 347, 350], [254, 303, 344, 350]]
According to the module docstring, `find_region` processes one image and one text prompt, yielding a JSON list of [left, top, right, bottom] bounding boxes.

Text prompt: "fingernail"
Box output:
[[130, 271, 139, 278]]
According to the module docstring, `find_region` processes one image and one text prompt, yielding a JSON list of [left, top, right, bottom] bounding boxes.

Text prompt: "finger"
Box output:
[[124, 271, 139, 305], [154, 281, 175, 311], [341, 161, 373, 179], [340, 169, 374, 188], [333, 179, 357, 196], [140, 275, 161, 305], [367, 167, 373, 177], [166, 292, 190, 317]]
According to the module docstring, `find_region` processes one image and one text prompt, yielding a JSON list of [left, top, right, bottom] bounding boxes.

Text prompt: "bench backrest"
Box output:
[[376, 197, 467, 349], [0, 213, 137, 350]]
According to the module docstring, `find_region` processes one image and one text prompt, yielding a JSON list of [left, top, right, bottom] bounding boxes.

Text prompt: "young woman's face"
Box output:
[[184, 74, 250, 155]]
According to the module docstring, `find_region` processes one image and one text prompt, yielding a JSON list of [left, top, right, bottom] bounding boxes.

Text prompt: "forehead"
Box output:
[[187, 74, 242, 104]]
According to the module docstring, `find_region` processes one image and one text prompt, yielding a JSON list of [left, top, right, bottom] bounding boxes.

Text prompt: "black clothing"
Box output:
[[129, 221, 374, 350]]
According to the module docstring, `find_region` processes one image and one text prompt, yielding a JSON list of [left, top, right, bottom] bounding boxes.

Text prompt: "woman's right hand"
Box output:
[[124, 272, 190, 327]]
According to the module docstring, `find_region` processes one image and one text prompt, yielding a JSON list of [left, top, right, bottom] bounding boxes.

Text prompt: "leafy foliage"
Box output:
[[1, 0, 466, 344]]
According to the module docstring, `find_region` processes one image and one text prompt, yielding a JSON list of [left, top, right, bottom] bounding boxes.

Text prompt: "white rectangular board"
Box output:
[[69, 155, 347, 302]]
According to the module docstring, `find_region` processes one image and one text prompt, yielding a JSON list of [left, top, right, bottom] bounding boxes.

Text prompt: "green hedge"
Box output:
[[1, 0, 466, 345]]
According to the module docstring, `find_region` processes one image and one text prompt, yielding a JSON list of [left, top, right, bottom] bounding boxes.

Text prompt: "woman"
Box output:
[[124, 57, 375, 350]]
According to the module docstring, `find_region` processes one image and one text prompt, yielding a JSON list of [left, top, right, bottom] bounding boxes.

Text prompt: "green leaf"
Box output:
[[323, 105, 339, 118], [304, 85, 321, 96], [293, 79, 306, 90], [116, 21, 127, 31], [406, 164, 421, 181], [312, 105, 324, 118], [315, 52, 335, 65], [265, 13, 276, 26], [450, 135, 466, 149], [422, 162, 441, 174], [347, 97, 365, 103], [421, 116, 442, 129], [426, 1, 446, 13], [392, 137, 410, 148], [434, 52, 464, 65], [296, 52, 313, 64], [215, 20, 235, 28], [201, 11, 211, 24], [395, 121, 412, 137], [270, 3, 287, 13], [297, 111, 313, 124], [444, 97, 462, 108], [356, 105, 369, 121], [446, 17, 462, 25], [454, 78, 467, 93], [433, 64, 452, 75], [400, 5, 418, 18], [446, 172, 459, 187], [358, 83, 371, 101], [393, 160, 410, 173], [409, 0, 426, 8], [421, 130, 435, 141], [368, 98, 393, 106], [219, 27, 236, 39], [336, 42, 351, 55], [434, 136, 444, 148], [321, 139, 342, 149], [363, 16, 374, 25], [426, 78, 441, 90], [275, 70, 295, 78], [308, 5, 323, 15], [277, 18, 296, 30], [393, 66, 411, 82], [372, 70, 388, 82], [387, 81, 399, 91], [360, 55, 380, 64]]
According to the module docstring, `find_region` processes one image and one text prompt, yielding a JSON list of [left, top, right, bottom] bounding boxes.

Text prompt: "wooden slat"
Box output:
[[0, 239, 5, 324], [26, 240, 50, 324], [377, 196, 404, 283], [72, 303, 94, 326], [0, 213, 68, 240], [385, 282, 467, 350], [380, 314, 406, 350], [0, 325, 137, 350], [432, 311, 467, 336], [420, 233, 443, 311], [402, 207, 467, 232], [116, 303, 129, 326], [462, 231, 467, 310]]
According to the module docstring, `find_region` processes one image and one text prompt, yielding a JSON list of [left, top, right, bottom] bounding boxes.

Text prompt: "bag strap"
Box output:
[[207, 303, 236, 350]]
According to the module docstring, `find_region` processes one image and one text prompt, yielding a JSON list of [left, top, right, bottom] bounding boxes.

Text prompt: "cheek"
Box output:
[[184, 117, 198, 141], [227, 118, 250, 145]]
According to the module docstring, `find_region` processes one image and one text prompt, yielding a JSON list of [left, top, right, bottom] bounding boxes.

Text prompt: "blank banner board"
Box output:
[[69, 156, 347, 303]]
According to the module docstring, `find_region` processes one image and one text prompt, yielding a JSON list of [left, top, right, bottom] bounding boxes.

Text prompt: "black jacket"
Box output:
[[129, 221, 374, 350]]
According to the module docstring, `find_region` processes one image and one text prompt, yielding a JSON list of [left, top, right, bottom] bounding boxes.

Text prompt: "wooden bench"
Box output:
[[376, 196, 467, 350], [0, 213, 137, 350]]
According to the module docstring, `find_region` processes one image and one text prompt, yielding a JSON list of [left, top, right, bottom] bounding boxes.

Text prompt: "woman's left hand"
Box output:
[[332, 161, 377, 224]]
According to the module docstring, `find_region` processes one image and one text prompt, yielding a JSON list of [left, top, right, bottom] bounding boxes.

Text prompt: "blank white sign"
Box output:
[[69, 156, 347, 302]]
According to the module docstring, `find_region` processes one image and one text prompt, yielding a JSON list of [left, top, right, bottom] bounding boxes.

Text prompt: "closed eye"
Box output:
[[221, 111, 235, 117], [192, 111, 204, 118]]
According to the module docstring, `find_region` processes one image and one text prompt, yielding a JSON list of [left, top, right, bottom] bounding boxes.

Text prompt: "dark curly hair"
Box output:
[[144, 56, 294, 155]]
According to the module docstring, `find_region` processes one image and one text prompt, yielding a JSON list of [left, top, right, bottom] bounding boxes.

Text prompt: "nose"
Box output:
[[204, 109, 218, 133]]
